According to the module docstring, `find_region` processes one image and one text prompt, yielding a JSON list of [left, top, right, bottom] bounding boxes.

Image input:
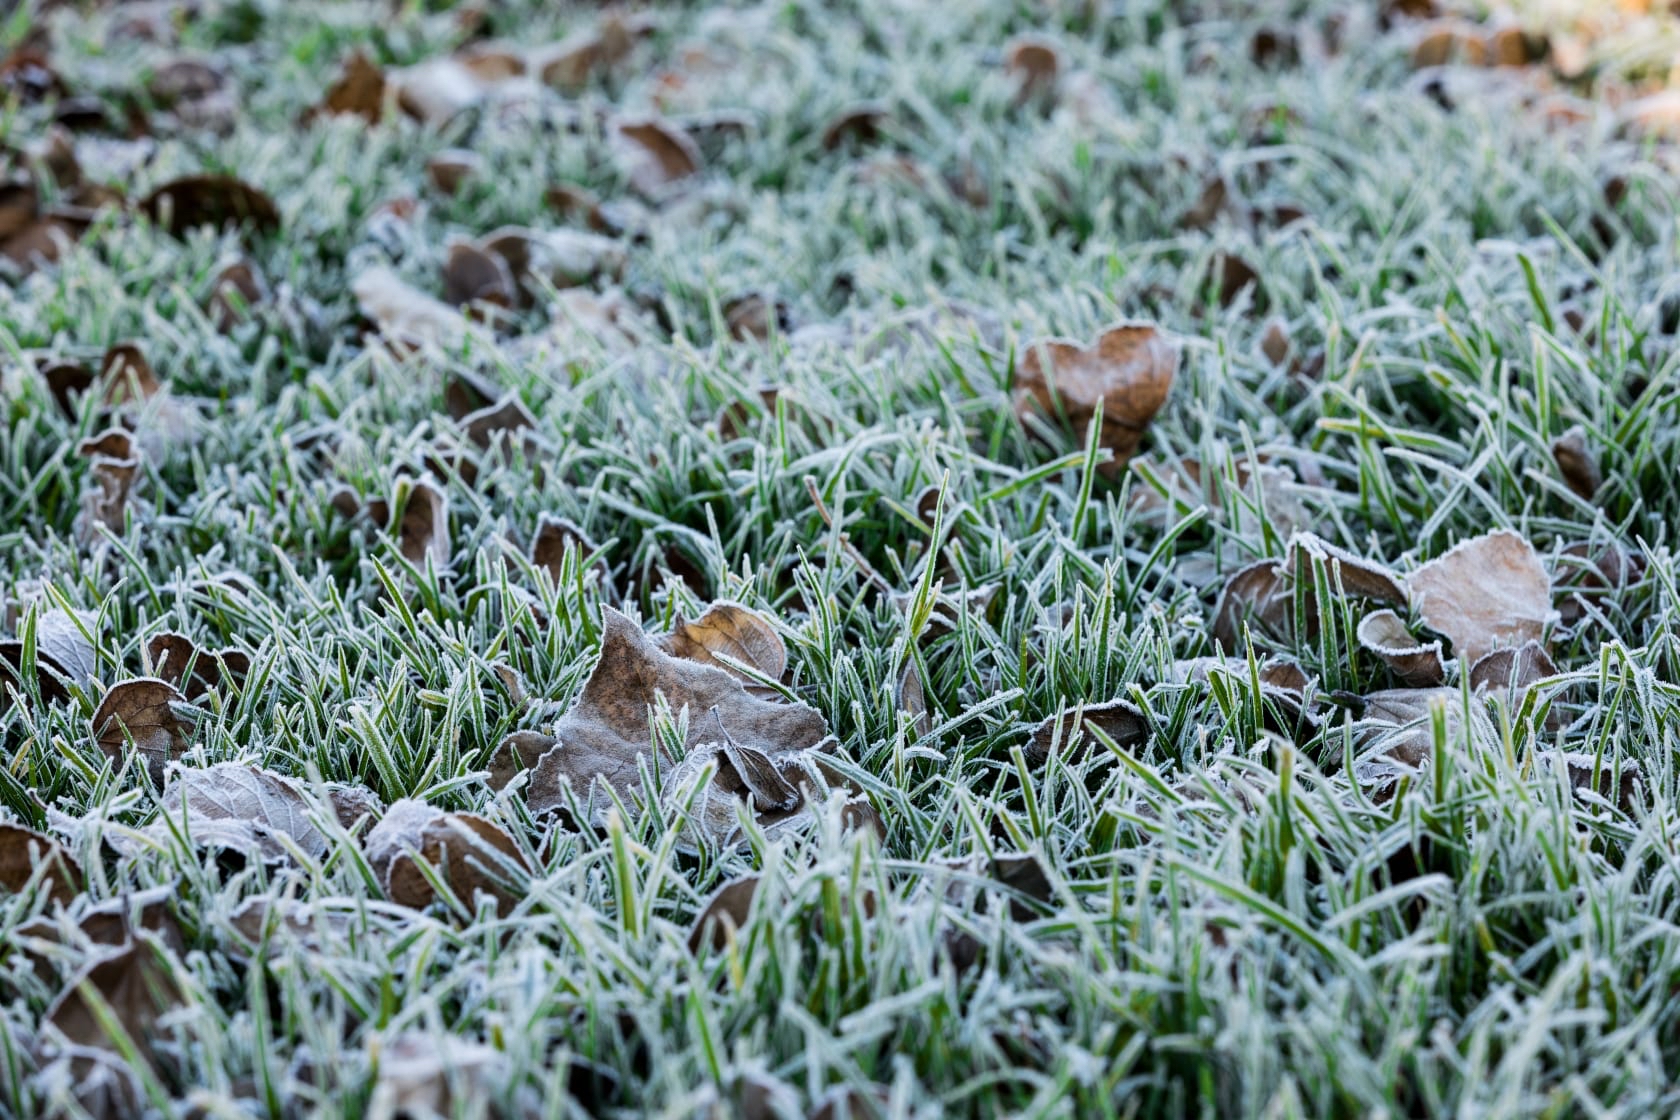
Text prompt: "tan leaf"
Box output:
[[1356, 609, 1445, 688], [138, 174, 279, 238], [1468, 640, 1558, 696], [207, 258, 267, 332], [99, 343, 163, 406], [1004, 36, 1061, 102], [40, 360, 94, 418], [1259, 318, 1291, 366], [524, 608, 830, 830], [146, 632, 250, 699], [146, 762, 359, 862], [1352, 688, 1483, 778], [658, 601, 786, 686], [896, 659, 932, 738], [0, 822, 83, 907], [614, 117, 702, 197], [369, 1032, 512, 1119], [1026, 699, 1147, 765], [441, 239, 516, 309], [364, 799, 530, 917], [1212, 533, 1406, 650], [1012, 322, 1177, 475], [530, 514, 609, 592], [723, 292, 789, 341], [225, 897, 356, 963], [92, 678, 190, 785], [1408, 529, 1553, 665], [392, 57, 486, 127], [353, 266, 489, 352], [40, 936, 185, 1088], [1550, 425, 1600, 500], [487, 729, 555, 792], [820, 101, 888, 151], [392, 477, 449, 568], [479, 225, 627, 301], [664, 737, 825, 848], [426, 148, 482, 196], [34, 606, 99, 686], [688, 873, 759, 953]]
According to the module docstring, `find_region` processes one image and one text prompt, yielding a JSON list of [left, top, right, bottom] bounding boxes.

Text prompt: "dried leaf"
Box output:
[[139, 174, 280, 238], [35, 606, 99, 686], [353, 265, 490, 353], [820, 101, 889, 151], [1353, 687, 1473, 778], [319, 49, 385, 123], [364, 799, 530, 917], [1259, 318, 1291, 366], [1356, 609, 1445, 688], [146, 763, 353, 862], [40, 935, 185, 1061], [92, 678, 190, 785], [225, 897, 356, 962], [1558, 752, 1639, 812], [1004, 36, 1060, 103], [0, 823, 83, 907], [524, 609, 829, 832], [1212, 533, 1406, 650], [426, 149, 482, 196], [531, 514, 606, 586], [658, 601, 786, 686], [488, 729, 554, 792], [1012, 322, 1177, 475], [370, 1032, 514, 1119], [723, 292, 790, 341], [1550, 426, 1600, 500], [1468, 640, 1558, 696], [207, 258, 266, 332], [392, 477, 450, 568], [688, 873, 759, 952], [146, 632, 250, 699], [479, 225, 627, 300], [614, 117, 701, 197], [896, 659, 931, 738], [99, 342, 163, 407], [392, 57, 485, 127], [1408, 529, 1553, 665], [1026, 699, 1147, 765], [441, 239, 516, 309], [40, 360, 94, 417]]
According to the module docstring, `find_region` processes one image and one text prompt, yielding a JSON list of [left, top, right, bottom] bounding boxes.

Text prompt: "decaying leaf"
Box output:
[[30, 605, 99, 687], [821, 101, 889, 151], [225, 897, 357, 963], [11, 883, 184, 969], [664, 731, 826, 848], [142, 763, 371, 862], [487, 729, 556, 792], [392, 56, 487, 127], [1558, 752, 1640, 812], [688, 873, 760, 952], [40, 933, 185, 1053], [1468, 640, 1558, 697], [531, 10, 649, 90], [139, 174, 280, 238], [369, 1032, 517, 1120], [1026, 699, 1147, 765], [364, 799, 530, 917], [40, 360, 94, 417], [723, 292, 790, 341], [1351, 687, 1475, 780], [392, 477, 450, 568], [658, 601, 785, 687], [0, 822, 83, 907], [1004, 36, 1061, 103], [530, 513, 609, 588], [479, 225, 627, 301], [353, 265, 490, 352], [1357, 610, 1445, 688], [92, 678, 190, 785], [1012, 322, 1177, 475], [441, 239, 516, 309], [75, 427, 142, 547], [207, 258, 267, 331], [1408, 529, 1553, 665], [147, 632, 250, 699], [524, 609, 830, 836], [1551, 426, 1600, 500], [318, 49, 386, 123], [614, 117, 701, 197], [1212, 533, 1406, 650], [427, 148, 482, 196], [896, 659, 932, 738]]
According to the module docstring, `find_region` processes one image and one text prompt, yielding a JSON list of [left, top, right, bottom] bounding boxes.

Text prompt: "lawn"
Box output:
[[2, 1, 1679, 1117]]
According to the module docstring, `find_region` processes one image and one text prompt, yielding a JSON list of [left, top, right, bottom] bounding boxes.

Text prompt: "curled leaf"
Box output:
[[1012, 322, 1177, 475], [318, 49, 385, 123], [1550, 426, 1600, 499], [364, 799, 530, 917], [0, 823, 83, 907], [146, 632, 250, 699], [1357, 610, 1445, 688], [688, 873, 759, 952], [1026, 699, 1147, 765], [1408, 529, 1553, 665], [139, 174, 279, 238], [658, 601, 785, 687], [614, 117, 701, 196]]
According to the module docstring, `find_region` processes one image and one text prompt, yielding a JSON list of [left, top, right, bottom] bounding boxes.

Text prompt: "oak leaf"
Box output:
[[1012, 322, 1176, 475]]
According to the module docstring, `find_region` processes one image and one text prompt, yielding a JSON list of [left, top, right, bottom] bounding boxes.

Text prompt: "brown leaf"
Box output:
[[531, 514, 604, 584], [207, 258, 266, 332], [353, 265, 489, 352], [1012, 322, 1177, 475], [896, 659, 932, 738], [40, 935, 185, 1063], [392, 477, 450, 568], [441, 239, 516, 309], [1408, 529, 1552, 665], [92, 678, 190, 785], [820, 101, 889, 151], [664, 736, 826, 848], [723, 292, 790, 341], [319, 49, 385, 123], [40, 360, 94, 418], [75, 428, 141, 546], [688, 873, 759, 952], [392, 57, 486, 127], [225, 897, 356, 963], [99, 342, 163, 407], [479, 225, 627, 300], [426, 149, 482, 196], [1259, 318, 1291, 366], [531, 11, 649, 90], [364, 799, 530, 917], [370, 1032, 515, 1119], [1550, 425, 1600, 500], [1004, 36, 1060, 103], [1357, 610, 1445, 688], [1352, 688, 1486, 782], [615, 117, 701, 197], [139, 174, 279, 238], [487, 729, 555, 792], [1209, 252, 1260, 309], [146, 632, 249, 699], [0, 823, 83, 908], [33, 606, 100, 686], [1178, 175, 1228, 231], [1026, 699, 1147, 765], [658, 601, 786, 687], [1468, 640, 1558, 696], [524, 608, 830, 832], [1559, 752, 1639, 812], [1212, 534, 1406, 650]]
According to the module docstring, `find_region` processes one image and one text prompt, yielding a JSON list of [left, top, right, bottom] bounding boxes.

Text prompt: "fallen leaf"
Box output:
[[391, 477, 450, 568], [392, 56, 486, 127], [75, 428, 141, 546], [1558, 752, 1639, 812], [530, 514, 606, 587], [39, 935, 185, 1066], [441, 239, 516, 309], [1026, 699, 1147, 765], [1178, 175, 1228, 231], [658, 601, 785, 687], [92, 678, 190, 785], [33, 606, 100, 686], [531, 11, 649, 90], [479, 225, 627, 301], [1012, 322, 1177, 475], [487, 729, 555, 792], [318, 49, 385, 123], [426, 148, 482, 196], [225, 897, 356, 962], [688, 873, 759, 952], [207, 258, 266, 332], [1357, 609, 1445, 688], [1259, 318, 1291, 366], [1550, 426, 1600, 499], [0, 823, 83, 907], [896, 659, 932, 738], [353, 265, 489, 352], [143, 763, 361, 862], [364, 799, 530, 917], [40, 360, 94, 417], [1212, 533, 1406, 650], [139, 174, 279, 238], [614, 117, 701, 197], [1408, 529, 1553, 665], [369, 1032, 517, 1119], [1352, 687, 1477, 780], [820, 101, 889, 151], [1468, 640, 1557, 696], [1004, 36, 1060, 103], [723, 292, 790, 341], [524, 608, 830, 832]]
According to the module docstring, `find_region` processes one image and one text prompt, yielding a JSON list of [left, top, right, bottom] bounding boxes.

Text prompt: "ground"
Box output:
[[2, 1, 1679, 1118]]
